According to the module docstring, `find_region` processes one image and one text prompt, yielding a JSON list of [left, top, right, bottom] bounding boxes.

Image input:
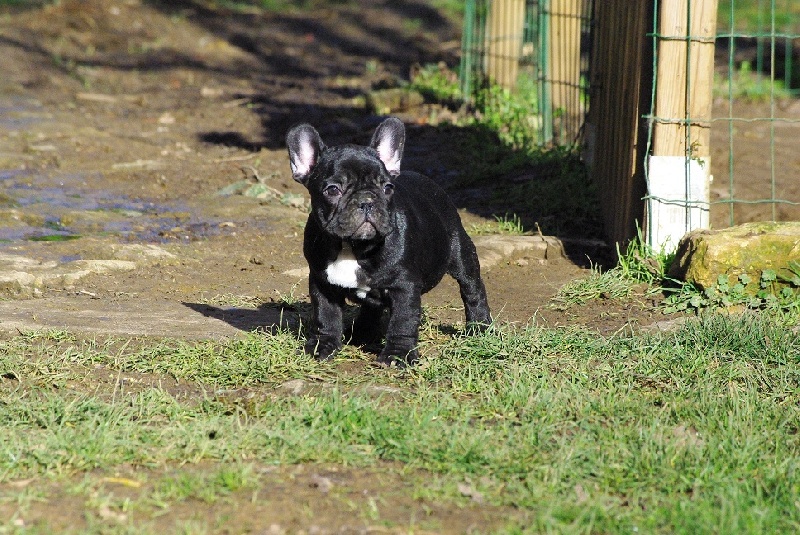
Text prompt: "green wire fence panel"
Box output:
[[460, 0, 594, 147], [713, 0, 800, 227], [645, 0, 800, 244]]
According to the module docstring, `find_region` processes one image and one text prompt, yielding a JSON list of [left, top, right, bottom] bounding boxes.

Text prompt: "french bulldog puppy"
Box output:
[[286, 117, 490, 366]]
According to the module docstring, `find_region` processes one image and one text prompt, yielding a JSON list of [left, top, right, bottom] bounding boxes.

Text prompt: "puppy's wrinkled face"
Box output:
[[287, 118, 405, 242], [307, 147, 395, 241]]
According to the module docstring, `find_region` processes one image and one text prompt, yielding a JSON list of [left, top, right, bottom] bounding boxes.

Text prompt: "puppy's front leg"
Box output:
[[306, 276, 345, 360], [377, 286, 421, 367]]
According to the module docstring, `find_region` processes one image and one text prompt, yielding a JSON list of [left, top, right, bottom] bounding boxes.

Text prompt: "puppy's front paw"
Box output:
[[304, 337, 341, 361], [376, 348, 419, 368]]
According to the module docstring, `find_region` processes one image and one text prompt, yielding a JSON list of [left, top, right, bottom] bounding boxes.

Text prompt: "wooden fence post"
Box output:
[[547, 0, 583, 143], [584, 0, 651, 249], [648, 0, 718, 251], [486, 0, 525, 90]]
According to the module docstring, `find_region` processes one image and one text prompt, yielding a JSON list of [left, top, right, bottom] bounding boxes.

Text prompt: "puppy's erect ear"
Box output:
[[369, 117, 405, 176], [286, 124, 325, 184]]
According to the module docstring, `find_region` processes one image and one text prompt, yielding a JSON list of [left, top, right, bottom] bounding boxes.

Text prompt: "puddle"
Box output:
[[0, 170, 247, 245], [0, 97, 49, 129]]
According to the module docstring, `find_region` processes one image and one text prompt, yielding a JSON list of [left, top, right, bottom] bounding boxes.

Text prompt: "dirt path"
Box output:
[[0, 0, 667, 341]]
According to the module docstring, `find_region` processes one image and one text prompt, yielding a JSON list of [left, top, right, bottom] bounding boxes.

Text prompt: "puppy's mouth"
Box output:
[[350, 220, 378, 240], [322, 201, 392, 241]]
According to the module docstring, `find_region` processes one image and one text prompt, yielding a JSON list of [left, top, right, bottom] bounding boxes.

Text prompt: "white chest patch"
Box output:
[[325, 243, 370, 298]]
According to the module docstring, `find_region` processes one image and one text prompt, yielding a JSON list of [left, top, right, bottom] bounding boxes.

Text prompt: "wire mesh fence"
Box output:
[[711, 0, 800, 227], [460, 0, 800, 248], [459, 0, 593, 147]]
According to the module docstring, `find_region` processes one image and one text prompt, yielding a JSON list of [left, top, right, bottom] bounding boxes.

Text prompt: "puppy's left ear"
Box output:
[[370, 117, 405, 176], [286, 124, 325, 185]]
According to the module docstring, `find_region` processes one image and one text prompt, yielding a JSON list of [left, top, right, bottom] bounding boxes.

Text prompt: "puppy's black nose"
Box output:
[[359, 201, 374, 214]]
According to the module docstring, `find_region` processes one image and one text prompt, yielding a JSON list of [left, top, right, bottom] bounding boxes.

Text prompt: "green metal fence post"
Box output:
[[460, 0, 477, 103], [539, 0, 553, 144]]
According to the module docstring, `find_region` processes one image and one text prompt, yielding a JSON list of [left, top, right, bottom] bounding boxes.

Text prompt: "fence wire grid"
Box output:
[[461, 0, 800, 235], [460, 0, 593, 147], [711, 0, 800, 226]]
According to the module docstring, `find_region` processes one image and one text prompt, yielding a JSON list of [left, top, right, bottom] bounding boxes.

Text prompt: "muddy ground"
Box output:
[[0, 0, 797, 532]]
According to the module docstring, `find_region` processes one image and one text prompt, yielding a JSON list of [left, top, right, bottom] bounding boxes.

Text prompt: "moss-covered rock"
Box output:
[[668, 222, 800, 292]]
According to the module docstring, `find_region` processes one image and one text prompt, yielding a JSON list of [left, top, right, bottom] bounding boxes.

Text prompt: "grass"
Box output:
[[718, 0, 800, 32], [158, 0, 463, 20], [27, 234, 81, 242], [664, 264, 800, 316], [553, 231, 675, 310], [714, 60, 794, 102], [196, 293, 263, 309], [468, 213, 526, 236], [552, 227, 800, 323], [550, 262, 639, 309], [2, 313, 800, 532]]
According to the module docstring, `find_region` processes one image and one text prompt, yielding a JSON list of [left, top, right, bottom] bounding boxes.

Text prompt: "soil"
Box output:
[[709, 99, 800, 227], [0, 0, 652, 334], [0, 1, 794, 532]]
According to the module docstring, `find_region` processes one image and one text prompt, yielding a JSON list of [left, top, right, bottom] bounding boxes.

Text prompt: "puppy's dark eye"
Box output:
[[324, 184, 342, 196], [383, 183, 395, 195]]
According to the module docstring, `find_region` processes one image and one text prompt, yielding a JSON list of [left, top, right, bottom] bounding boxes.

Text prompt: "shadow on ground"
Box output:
[[142, 0, 609, 263], [0, 0, 609, 266], [184, 302, 306, 334]]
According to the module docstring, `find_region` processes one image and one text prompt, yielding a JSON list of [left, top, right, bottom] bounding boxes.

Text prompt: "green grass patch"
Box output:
[[718, 0, 800, 32], [473, 77, 542, 150], [553, 231, 674, 310], [551, 262, 639, 309], [714, 60, 794, 102], [2, 314, 800, 532], [27, 234, 81, 242], [664, 263, 800, 317], [552, 226, 800, 320], [468, 213, 526, 236]]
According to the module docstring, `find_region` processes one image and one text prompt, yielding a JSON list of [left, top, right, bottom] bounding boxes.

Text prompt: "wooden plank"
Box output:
[[653, 0, 718, 157], [648, 0, 718, 251], [585, 0, 650, 248], [548, 0, 583, 142], [486, 0, 525, 89]]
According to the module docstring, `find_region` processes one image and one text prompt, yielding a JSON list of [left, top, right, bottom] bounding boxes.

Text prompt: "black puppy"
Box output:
[[286, 117, 490, 366]]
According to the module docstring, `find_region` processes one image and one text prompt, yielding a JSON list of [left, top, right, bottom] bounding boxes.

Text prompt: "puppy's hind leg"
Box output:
[[449, 232, 491, 330]]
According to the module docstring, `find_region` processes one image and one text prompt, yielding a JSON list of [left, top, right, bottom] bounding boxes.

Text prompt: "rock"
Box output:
[[668, 222, 800, 290], [282, 267, 307, 278], [110, 243, 176, 263], [58, 260, 136, 286], [308, 474, 334, 493], [472, 235, 564, 269], [0, 252, 58, 271], [277, 379, 308, 395], [0, 271, 37, 293], [0, 253, 137, 295], [641, 317, 689, 333]]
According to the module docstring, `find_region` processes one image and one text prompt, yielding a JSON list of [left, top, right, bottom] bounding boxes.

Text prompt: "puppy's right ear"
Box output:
[[286, 124, 324, 184]]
